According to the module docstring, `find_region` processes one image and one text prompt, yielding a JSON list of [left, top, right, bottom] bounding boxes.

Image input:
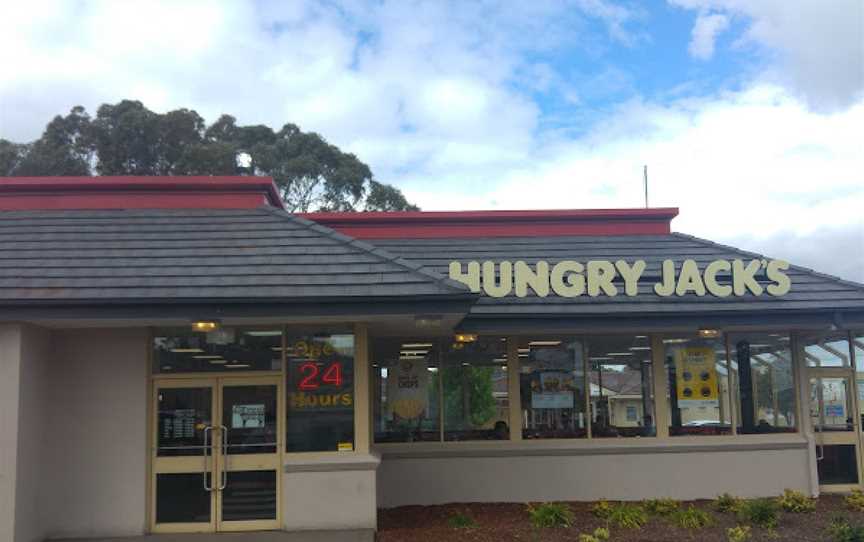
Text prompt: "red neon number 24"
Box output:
[[298, 362, 343, 390]]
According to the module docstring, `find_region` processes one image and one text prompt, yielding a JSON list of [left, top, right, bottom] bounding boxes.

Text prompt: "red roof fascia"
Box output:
[[300, 208, 679, 238], [0, 176, 285, 210]]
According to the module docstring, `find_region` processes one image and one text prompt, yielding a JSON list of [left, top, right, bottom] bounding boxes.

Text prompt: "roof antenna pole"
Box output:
[[643, 165, 649, 208]]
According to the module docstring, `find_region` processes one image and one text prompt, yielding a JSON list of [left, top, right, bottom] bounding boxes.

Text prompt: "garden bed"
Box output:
[[377, 494, 864, 541]]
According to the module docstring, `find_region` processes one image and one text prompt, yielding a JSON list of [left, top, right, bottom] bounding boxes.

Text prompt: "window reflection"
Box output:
[[588, 335, 655, 438], [373, 338, 441, 442], [729, 332, 796, 434], [520, 338, 588, 439], [665, 335, 732, 436]]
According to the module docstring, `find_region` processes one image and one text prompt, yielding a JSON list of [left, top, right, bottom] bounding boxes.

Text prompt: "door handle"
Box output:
[[203, 426, 213, 491], [219, 425, 228, 490]]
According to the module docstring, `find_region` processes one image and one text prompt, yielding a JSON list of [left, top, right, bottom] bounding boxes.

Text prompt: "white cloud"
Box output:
[[0, 0, 861, 282], [669, 0, 864, 110], [407, 84, 864, 282], [688, 13, 730, 60]]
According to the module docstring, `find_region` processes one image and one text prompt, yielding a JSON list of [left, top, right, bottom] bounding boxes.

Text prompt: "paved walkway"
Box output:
[[52, 530, 375, 542]]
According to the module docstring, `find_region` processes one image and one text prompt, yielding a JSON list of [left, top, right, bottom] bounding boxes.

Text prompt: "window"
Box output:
[[804, 332, 853, 368], [285, 332, 355, 452], [729, 332, 796, 434], [152, 328, 282, 373], [587, 335, 655, 438], [664, 335, 732, 436], [372, 337, 510, 442], [442, 338, 509, 441], [520, 338, 588, 439], [373, 338, 441, 443]]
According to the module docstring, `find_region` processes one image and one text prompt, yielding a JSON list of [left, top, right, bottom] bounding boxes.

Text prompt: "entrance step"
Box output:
[[51, 530, 376, 542]]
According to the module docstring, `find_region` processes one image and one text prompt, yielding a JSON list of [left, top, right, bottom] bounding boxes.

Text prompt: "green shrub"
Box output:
[[526, 502, 574, 528], [828, 516, 864, 542], [727, 525, 752, 542], [847, 490, 864, 512], [578, 527, 611, 542], [776, 488, 816, 513], [738, 499, 779, 530], [447, 511, 477, 529], [644, 498, 680, 516], [716, 493, 743, 513], [670, 505, 714, 530], [591, 500, 614, 520], [608, 503, 648, 529]]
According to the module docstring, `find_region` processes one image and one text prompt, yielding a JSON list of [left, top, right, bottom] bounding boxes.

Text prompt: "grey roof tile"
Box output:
[[372, 232, 864, 317], [0, 207, 472, 303]]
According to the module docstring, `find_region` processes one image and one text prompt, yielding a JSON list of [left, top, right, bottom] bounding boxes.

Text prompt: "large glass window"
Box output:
[[285, 331, 355, 452], [153, 328, 282, 373], [373, 338, 441, 442], [442, 338, 510, 441], [664, 335, 732, 436], [520, 338, 588, 439], [588, 335, 655, 438], [372, 337, 510, 442], [729, 332, 796, 433]]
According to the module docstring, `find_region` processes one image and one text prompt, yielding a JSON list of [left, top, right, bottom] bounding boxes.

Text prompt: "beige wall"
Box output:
[[16, 325, 51, 542], [283, 455, 379, 531], [40, 328, 149, 539], [0, 324, 23, 542], [377, 441, 812, 507]]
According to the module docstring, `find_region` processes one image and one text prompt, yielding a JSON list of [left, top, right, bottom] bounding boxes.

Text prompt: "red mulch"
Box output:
[[377, 496, 862, 541]]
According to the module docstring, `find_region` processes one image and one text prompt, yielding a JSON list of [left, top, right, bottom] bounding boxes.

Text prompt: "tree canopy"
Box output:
[[0, 100, 418, 212]]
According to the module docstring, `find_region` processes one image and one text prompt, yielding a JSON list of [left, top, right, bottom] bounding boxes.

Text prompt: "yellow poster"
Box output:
[[675, 347, 719, 407]]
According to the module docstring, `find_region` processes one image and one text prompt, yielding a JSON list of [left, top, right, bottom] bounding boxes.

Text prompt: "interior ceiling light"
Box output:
[[191, 320, 220, 332], [402, 343, 434, 348], [629, 346, 651, 351], [454, 333, 478, 343], [663, 338, 690, 344], [245, 330, 282, 337], [698, 328, 721, 339], [528, 340, 561, 346], [226, 363, 251, 369], [192, 355, 224, 359], [208, 359, 228, 364], [170, 348, 205, 353], [606, 352, 634, 356]]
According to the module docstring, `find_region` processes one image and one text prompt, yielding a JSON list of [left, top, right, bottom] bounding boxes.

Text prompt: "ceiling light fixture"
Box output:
[[191, 320, 220, 332], [454, 333, 478, 343], [698, 329, 721, 339]]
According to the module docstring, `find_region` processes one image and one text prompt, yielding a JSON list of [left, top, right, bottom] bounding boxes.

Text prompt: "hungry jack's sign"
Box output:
[[448, 259, 791, 298]]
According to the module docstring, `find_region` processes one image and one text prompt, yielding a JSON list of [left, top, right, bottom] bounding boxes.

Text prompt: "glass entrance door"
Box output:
[[804, 332, 863, 490], [151, 376, 282, 533]]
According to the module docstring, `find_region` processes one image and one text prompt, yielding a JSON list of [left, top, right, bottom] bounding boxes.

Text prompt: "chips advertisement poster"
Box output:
[[387, 358, 429, 419], [675, 347, 719, 408]]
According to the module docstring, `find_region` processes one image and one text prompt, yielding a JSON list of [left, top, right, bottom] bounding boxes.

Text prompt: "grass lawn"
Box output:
[[377, 493, 864, 541]]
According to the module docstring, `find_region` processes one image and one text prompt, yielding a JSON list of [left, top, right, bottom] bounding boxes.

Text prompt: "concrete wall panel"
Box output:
[[283, 469, 377, 530], [378, 445, 811, 507], [40, 328, 149, 539]]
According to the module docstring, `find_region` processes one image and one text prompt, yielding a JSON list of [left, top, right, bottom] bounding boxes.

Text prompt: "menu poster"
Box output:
[[387, 358, 429, 419], [675, 347, 719, 408], [162, 408, 196, 439]]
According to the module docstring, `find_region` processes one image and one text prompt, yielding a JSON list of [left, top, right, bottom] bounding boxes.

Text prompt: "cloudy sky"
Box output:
[[1, 0, 862, 281]]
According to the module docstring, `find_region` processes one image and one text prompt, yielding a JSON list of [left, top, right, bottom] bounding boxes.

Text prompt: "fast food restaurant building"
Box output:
[[1, 176, 863, 541]]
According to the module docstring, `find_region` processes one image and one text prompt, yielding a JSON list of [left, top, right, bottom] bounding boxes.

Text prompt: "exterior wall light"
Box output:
[[191, 320, 220, 332], [698, 328, 720, 339], [454, 332, 478, 343]]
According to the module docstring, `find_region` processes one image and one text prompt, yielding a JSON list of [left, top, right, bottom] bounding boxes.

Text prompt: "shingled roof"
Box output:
[[0, 207, 472, 304], [370, 233, 864, 322]]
